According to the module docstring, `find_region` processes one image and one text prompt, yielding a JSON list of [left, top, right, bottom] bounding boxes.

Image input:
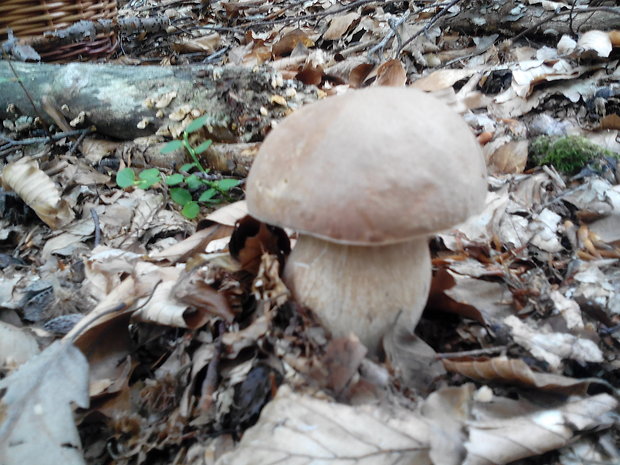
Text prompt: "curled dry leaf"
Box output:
[[0, 341, 89, 465], [442, 356, 598, 394], [0, 156, 74, 229], [374, 59, 407, 87]]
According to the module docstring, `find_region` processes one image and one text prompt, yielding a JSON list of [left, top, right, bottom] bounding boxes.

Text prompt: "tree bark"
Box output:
[[444, 1, 619, 38], [0, 61, 314, 141]]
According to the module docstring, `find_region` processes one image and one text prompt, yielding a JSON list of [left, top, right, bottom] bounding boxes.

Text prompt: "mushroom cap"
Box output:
[[246, 86, 487, 245]]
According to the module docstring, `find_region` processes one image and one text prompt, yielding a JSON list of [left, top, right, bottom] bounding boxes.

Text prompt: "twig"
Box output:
[[68, 127, 90, 156], [367, 10, 411, 62], [435, 345, 509, 359], [397, 0, 463, 56], [512, 6, 620, 42], [0, 129, 90, 149]]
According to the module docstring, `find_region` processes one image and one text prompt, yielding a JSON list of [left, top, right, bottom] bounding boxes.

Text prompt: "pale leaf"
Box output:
[[464, 394, 617, 465], [0, 321, 40, 370], [0, 341, 89, 465], [0, 157, 74, 229], [215, 386, 432, 465]]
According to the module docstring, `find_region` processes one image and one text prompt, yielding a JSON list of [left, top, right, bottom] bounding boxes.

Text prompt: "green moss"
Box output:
[[529, 135, 618, 174]]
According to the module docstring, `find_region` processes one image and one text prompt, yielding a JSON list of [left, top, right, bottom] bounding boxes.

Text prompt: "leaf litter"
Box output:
[[1, 1, 620, 464]]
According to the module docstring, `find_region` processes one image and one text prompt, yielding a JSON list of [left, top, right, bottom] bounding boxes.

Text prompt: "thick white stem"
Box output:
[[284, 235, 431, 354]]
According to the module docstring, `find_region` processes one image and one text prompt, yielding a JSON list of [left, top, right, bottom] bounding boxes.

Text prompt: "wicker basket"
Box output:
[[0, 0, 118, 62]]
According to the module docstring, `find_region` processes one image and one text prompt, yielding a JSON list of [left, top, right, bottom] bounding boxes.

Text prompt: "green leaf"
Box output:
[[136, 179, 151, 189], [170, 188, 193, 206], [214, 178, 242, 191], [166, 173, 184, 186], [180, 162, 196, 172], [139, 168, 161, 183], [116, 168, 136, 188], [182, 201, 200, 219], [194, 139, 213, 154], [186, 174, 203, 190], [160, 139, 184, 154], [186, 115, 209, 134], [198, 188, 217, 202]]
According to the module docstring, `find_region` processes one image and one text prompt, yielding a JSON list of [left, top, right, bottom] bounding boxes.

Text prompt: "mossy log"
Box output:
[[0, 61, 315, 141]]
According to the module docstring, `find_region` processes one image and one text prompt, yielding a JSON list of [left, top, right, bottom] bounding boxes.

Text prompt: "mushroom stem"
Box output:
[[284, 234, 431, 353]]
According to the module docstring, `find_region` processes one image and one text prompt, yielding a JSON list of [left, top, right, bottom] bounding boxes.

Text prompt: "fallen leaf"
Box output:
[[272, 29, 314, 57], [464, 394, 617, 465], [374, 59, 407, 87], [215, 385, 433, 465], [442, 356, 598, 394], [323, 13, 359, 41], [0, 341, 89, 465], [503, 315, 603, 369], [0, 157, 74, 229]]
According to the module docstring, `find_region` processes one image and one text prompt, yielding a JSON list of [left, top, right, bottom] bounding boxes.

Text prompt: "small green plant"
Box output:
[[529, 135, 618, 175], [116, 115, 242, 219]]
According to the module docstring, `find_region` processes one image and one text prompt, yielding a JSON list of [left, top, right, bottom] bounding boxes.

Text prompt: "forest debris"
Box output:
[[442, 356, 599, 394], [0, 157, 74, 229], [464, 393, 617, 465], [0, 341, 89, 465], [504, 315, 603, 369]]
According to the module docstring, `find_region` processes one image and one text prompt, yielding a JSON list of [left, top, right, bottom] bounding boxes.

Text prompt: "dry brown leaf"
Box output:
[[0, 341, 89, 465], [442, 356, 597, 394], [173, 264, 236, 323], [272, 29, 314, 57], [0, 157, 74, 229], [172, 33, 221, 53], [486, 140, 528, 175], [428, 269, 514, 324], [229, 215, 290, 275], [323, 13, 359, 41], [411, 69, 477, 92], [374, 59, 407, 87]]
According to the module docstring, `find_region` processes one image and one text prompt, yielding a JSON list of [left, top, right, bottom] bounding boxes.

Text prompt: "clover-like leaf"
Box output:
[[182, 201, 200, 219], [185, 115, 210, 134], [160, 139, 184, 154], [198, 188, 217, 202], [166, 173, 184, 186], [170, 187, 193, 206], [214, 178, 242, 191], [180, 162, 196, 172], [186, 174, 203, 191], [116, 168, 136, 188], [194, 140, 213, 155]]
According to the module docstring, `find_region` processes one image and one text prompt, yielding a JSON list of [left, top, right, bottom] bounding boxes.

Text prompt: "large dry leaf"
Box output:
[[215, 386, 433, 465], [323, 13, 358, 41], [0, 321, 40, 370], [443, 356, 597, 394], [464, 394, 617, 465], [0, 157, 74, 229], [0, 341, 89, 465]]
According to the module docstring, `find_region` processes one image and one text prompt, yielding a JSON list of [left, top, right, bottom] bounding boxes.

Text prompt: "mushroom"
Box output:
[[246, 86, 487, 353]]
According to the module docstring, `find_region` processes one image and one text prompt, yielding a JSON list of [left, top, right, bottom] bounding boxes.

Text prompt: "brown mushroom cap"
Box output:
[[246, 86, 487, 245]]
